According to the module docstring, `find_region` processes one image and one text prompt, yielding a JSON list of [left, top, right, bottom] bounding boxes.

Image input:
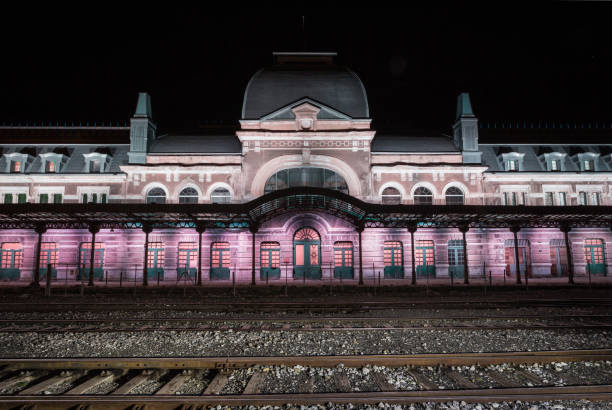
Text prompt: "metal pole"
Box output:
[[142, 225, 151, 287], [45, 263, 51, 297], [120, 271, 123, 288], [511, 226, 522, 285], [409, 225, 417, 285], [88, 224, 99, 287], [285, 263, 288, 297], [460, 225, 469, 285], [33, 224, 46, 287], [250, 226, 257, 286], [588, 262, 592, 288], [562, 226, 574, 285], [232, 270, 236, 297], [197, 225, 204, 286], [358, 225, 364, 285]]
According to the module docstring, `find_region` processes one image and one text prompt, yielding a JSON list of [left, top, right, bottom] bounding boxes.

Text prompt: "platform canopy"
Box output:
[[0, 187, 611, 230]]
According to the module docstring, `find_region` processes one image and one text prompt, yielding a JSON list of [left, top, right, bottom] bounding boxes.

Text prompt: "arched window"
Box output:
[[179, 187, 199, 204], [414, 187, 433, 205], [381, 187, 402, 204], [445, 187, 464, 205], [264, 168, 348, 194], [211, 188, 231, 204], [146, 187, 166, 204]]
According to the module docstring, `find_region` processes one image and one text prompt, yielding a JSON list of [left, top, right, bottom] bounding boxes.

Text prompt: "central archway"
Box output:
[[293, 227, 321, 279]]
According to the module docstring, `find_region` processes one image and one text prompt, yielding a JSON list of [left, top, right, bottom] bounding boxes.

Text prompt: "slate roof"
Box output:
[[371, 133, 458, 153], [242, 64, 369, 120], [0, 144, 129, 173], [0, 126, 129, 144], [150, 134, 241, 154]]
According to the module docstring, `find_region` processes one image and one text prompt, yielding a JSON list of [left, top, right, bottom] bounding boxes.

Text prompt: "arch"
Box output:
[[293, 226, 322, 279], [409, 182, 438, 198], [294, 226, 321, 241], [178, 187, 200, 204], [443, 184, 466, 205], [264, 167, 349, 194], [442, 181, 469, 198], [378, 182, 407, 201], [413, 186, 434, 205], [205, 182, 235, 202], [251, 155, 362, 198], [142, 183, 169, 200], [280, 213, 334, 235], [173, 181, 203, 202], [144, 184, 169, 204]]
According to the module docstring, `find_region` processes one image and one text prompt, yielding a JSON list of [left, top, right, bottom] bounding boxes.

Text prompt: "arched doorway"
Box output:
[[293, 227, 321, 279]]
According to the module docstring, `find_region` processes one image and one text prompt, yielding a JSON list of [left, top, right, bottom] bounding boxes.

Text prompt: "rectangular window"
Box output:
[[147, 242, 164, 268], [17, 193, 26, 203], [558, 192, 567, 206], [82, 193, 88, 203], [39, 242, 58, 268], [89, 160, 101, 173], [295, 244, 304, 266], [507, 160, 518, 171], [1, 243, 22, 269], [550, 159, 560, 171], [3, 193, 12, 204], [46, 161, 56, 173], [178, 242, 198, 269], [545, 192, 554, 206], [39, 193, 48, 204], [92, 193, 98, 203], [592, 192, 601, 206], [584, 160, 594, 171], [53, 194, 62, 204], [101, 193, 107, 204], [211, 242, 230, 268], [11, 161, 21, 173], [79, 242, 105, 269], [579, 192, 587, 205]]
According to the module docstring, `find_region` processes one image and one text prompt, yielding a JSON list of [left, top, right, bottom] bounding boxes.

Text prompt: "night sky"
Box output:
[[1, 3, 611, 134]]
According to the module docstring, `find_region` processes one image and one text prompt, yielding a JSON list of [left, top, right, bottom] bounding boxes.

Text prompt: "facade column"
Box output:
[[459, 224, 470, 284], [510, 225, 521, 285], [142, 223, 152, 287], [88, 223, 100, 286], [357, 223, 364, 285], [196, 224, 205, 286], [408, 224, 417, 285], [32, 223, 46, 286], [561, 224, 574, 284], [250, 224, 258, 286]]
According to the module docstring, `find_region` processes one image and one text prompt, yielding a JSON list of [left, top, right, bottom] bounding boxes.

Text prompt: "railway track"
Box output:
[[0, 350, 611, 408], [1, 314, 612, 333]]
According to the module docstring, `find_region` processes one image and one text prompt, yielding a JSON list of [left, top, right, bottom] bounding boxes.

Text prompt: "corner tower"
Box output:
[[453, 92, 482, 164]]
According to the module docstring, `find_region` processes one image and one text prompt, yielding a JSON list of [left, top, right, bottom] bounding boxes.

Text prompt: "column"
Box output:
[[142, 223, 152, 287], [408, 224, 417, 285], [196, 224, 205, 286], [88, 223, 100, 286], [561, 225, 574, 284], [32, 223, 46, 286], [357, 223, 364, 285], [510, 225, 521, 285], [250, 224, 258, 286], [459, 224, 469, 285]]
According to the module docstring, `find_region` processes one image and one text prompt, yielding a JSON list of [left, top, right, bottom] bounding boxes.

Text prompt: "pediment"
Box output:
[[260, 98, 353, 121]]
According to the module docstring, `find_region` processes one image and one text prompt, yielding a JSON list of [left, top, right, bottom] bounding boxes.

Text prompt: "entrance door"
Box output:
[[383, 241, 403, 278], [293, 227, 321, 279], [78, 242, 104, 280], [147, 242, 164, 280], [448, 240, 464, 278], [504, 241, 529, 276], [549, 240, 567, 276], [39, 242, 58, 280], [585, 238, 606, 275], [177, 242, 198, 281], [415, 240, 435, 277], [260, 242, 280, 280], [333, 241, 353, 279], [210, 242, 230, 280]]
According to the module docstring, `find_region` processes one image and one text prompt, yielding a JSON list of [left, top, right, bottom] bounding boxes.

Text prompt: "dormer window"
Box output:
[[574, 152, 599, 172], [550, 159, 560, 171], [498, 150, 524, 172], [507, 159, 518, 171], [584, 159, 594, 171], [11, 161, 21, 173], [89, 160, 101, 173], [83, 152, 109, 173], [46, 161, 56, 173]]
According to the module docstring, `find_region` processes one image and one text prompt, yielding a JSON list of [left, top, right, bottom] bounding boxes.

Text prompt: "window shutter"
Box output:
[[40, 194, 48, 204], [53, 194, 62, 204], [17, 193, 26, 204]]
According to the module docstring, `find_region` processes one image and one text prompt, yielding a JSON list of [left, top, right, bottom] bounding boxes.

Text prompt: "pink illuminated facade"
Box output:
[[1, 52, 611, 285]]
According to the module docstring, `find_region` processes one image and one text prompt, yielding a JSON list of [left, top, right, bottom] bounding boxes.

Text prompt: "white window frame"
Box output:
[[83, 153, 109, 173], [39, 152, 65, 173], [500, 152, 525, 172], [3, 153, 29, 173], [577, 153, 600, 172], [77, 187, 111, 204]]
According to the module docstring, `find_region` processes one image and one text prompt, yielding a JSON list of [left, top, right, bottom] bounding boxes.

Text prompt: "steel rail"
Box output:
[[2, 349, 611, 369], [2, 386, 612, 408]]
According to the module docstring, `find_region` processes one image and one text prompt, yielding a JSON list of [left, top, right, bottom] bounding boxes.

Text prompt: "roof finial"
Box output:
[[134, 92, 152, 119], [456, 92, 475, 120]]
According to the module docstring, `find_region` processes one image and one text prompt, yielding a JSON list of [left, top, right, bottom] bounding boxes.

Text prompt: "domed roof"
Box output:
[[242, 53, 369, 120]]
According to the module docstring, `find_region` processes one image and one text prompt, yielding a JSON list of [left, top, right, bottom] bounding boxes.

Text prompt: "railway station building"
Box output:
[[0, 52, 611, 286]]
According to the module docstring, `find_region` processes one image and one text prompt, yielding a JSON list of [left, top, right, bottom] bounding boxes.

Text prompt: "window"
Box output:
[[78, 242, 105, 278], [545, 192, 554, 206], [89, 160, 101, 173], [507, 160, 518, 171], [558, 192, 567, 206], [53, 194, 62, 204], [504, 192, 526, 206], [1, 243, 22, 269], [592, 192, 601, 206], [549, 159, 560, 171], [147, 242, 164, 269], [383, 241, 403, 278], [579, 192, 588, 205], [381, 187, 401, 204], [261, 242, 280, 269], [211, 242, 231, 279], [45, 161, 56, 173], [39, 243, 58, 269], [179, 187, 199, 204], [333, 242, 353, 267], [82, 193, 107, 204], [413, 187, 433, 205], [583, 160, 595, 171], [39, 193, 48, 204], [264, 168, 348, 194], [178, 242, 198, 270], [3, 194, 12, 204], [11, 161, 21, 173], [585, 238, 606, 275], [445, 187, 464, 205], [448, 239, 465, 266], [211, 188, 231, 204], [146, 187, 166, 204]]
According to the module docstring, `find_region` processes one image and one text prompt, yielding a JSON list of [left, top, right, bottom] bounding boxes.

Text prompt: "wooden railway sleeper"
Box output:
[[18, 370, 86, 395]]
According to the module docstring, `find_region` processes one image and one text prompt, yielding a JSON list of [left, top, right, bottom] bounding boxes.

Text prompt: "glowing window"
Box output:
[[1, 243, 22, 269], [261, 242, 280, 269], [211, 242, 230, 268], [178, 242, 197, 269], [147, 242, 164, 268], [39, 243, 58, 268], [11, 161, 21, 173], [333, 241, 353, 267], [384, 241, 403, 267], [294, 227, 320, 241]]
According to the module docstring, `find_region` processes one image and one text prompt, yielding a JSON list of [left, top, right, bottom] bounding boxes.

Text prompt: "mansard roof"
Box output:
[[149, 133, 241, 154], [371, 131, 458, 153], [0, 125, 129, 144], [242, 53, 369, 120]]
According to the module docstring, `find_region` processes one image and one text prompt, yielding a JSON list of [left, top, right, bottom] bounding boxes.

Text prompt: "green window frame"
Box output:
[[3, 193, 12, 204], [383, 241, 403, 278], [260, 242, 280, 280], [333, 241, 353, 279], [39, 193, 48, 204], [17, 193, 26, 203], [210, 242, 230, 280]]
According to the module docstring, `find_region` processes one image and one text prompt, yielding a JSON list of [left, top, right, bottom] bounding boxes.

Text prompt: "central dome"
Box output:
[[241, 52, 369, 120]]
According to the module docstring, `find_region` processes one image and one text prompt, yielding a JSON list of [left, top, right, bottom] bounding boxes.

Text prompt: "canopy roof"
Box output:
[[0, 187, 610, 230]]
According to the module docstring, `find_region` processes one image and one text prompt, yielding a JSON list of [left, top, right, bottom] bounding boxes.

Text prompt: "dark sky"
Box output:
[[1, 3, 611, 133]]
